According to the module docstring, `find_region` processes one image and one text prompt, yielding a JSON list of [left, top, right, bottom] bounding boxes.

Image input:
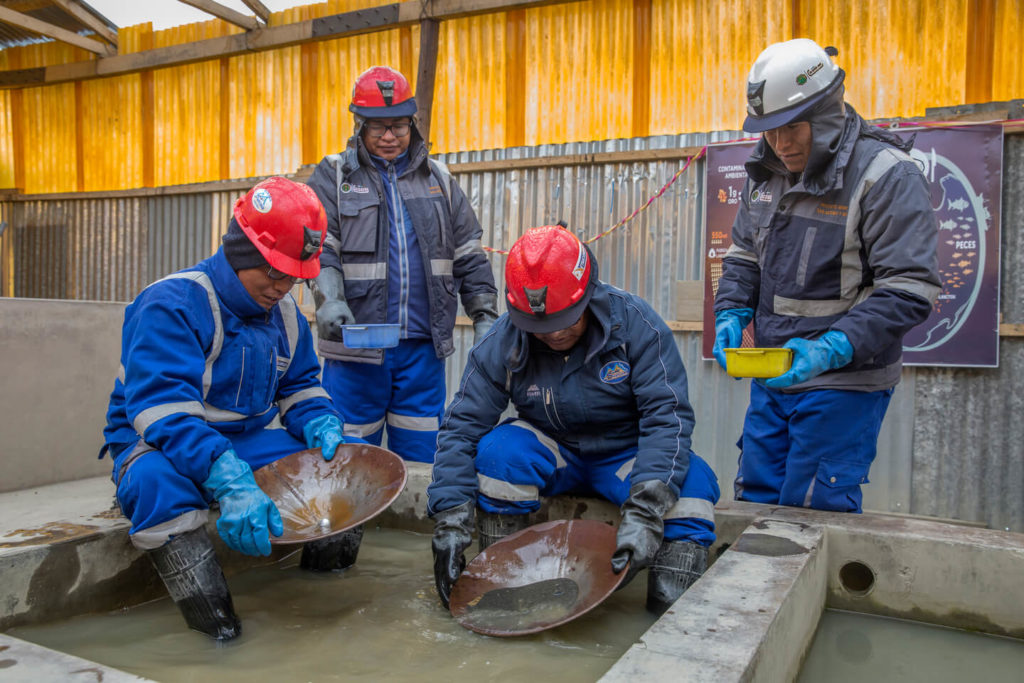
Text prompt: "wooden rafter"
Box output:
[[240, 0, 271, 23], [0, 4, 111, 55], [176, 0, 261, 31], [52, 0, 118, 47], [0, 0, 582, 88]]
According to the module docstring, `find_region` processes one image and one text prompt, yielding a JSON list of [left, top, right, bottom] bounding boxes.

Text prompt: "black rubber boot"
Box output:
[[300, 525, 364, 572], [646, 540, 708, 615], [147, 526, 241, 641], [477, 511, 530, 552]]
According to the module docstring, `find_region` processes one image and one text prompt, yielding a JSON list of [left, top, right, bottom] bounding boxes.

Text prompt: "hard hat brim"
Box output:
[[506, 279, 596, 334], [743, 69, 845, 133], [349, 99, 418, 119]]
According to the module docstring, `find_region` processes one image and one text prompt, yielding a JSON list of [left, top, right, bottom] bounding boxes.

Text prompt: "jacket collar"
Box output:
[[206, 248, 273, 321]]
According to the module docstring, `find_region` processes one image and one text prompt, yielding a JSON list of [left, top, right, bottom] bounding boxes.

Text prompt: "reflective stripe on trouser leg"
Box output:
[[736, 381, 792, 504], [475, 419, 576, 515], [113, 442, 212, 550], [383, 339, 446, 463], [779, 386, 892, 513], [590, 449, 719, 547], [321, 358, 388, 447]]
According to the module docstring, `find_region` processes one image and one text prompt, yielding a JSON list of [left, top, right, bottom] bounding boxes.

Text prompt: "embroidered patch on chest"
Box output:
[[526, 384, 542, 399], [599, 361, 630, 384], [340, 182, 370, 194]]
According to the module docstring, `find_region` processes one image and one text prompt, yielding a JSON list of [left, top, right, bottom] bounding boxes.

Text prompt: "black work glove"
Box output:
[[310, 266, 356, 341], [431, 501, 475, 610], [611, 479, 677, 586], [463, 293, 499, 347]]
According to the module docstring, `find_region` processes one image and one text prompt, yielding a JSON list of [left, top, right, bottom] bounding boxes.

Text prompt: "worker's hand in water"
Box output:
[[431, 501, 476, 609], [611, 480, 676, 585], [203, 449, 283, 556], [764, 330, 853, 389], [712, 308, 754, 371], [304, 414, 346, 461]]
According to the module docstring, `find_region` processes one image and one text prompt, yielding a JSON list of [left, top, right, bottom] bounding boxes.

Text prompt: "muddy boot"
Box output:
[[147, 526, 241, 641], [646, 540, 708, 615], [477, 511, 530, 552], [300, 525, 364, 572]]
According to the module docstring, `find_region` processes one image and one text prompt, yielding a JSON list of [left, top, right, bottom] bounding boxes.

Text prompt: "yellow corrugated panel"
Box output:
[[650, 0, 790, 134], [521, 0, 634, 146], [0, 40, 94, 69], [80, 75, 143, 191], [799, 0, 968, 120], [0, 90, 12, 188], [432, 14, 505, 153], [992, 0, 1023, 101], [20, 83, 76, 194]]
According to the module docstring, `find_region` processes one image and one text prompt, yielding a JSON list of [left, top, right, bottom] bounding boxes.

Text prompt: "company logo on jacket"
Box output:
[[599, 361, 630, 384], [526, 384, 542, 399]]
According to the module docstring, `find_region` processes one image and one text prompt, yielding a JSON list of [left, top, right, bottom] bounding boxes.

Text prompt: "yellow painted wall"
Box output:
[[0, 0, 1020, 194]]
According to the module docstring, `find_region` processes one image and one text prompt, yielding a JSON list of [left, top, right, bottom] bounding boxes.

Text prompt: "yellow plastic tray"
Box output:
[[724, 347, 793, 378]]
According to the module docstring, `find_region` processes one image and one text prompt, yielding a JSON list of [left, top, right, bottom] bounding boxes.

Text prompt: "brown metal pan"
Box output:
[[449, 518, 627, 637], [252, 444, 407, 545]]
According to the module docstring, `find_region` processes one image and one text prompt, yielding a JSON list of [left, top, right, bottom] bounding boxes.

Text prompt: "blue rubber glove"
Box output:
[[303, 414, 345, 461], [764, 330, 854, 389], [712, 308, 754, 370], [203, 449, 283, 557]]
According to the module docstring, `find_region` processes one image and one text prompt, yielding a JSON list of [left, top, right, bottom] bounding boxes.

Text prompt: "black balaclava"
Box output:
[[798, 83, 847, 182], [222, 218, 267, 271]]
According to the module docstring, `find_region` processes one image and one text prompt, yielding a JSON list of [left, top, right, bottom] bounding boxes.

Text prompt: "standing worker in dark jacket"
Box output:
[[713, 39, 940, 513], [306, 65, 499, 467], [102, 178, 351, 641], [428, 226, 719, 615]]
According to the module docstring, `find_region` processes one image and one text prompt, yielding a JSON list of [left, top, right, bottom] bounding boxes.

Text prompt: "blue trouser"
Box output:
[[474, 419, 719, 546], [321, 338, 445, 463], [735, 382, 893, 513], [112, 425, 307, 550]]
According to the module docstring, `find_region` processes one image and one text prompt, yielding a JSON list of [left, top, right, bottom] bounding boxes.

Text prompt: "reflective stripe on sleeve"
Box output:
[[278, 387, 330, 416], [133, 401, 205, 435], [478, 473, 540, 503], [386, 412, 439, 432], [665, 496, 716, 522]]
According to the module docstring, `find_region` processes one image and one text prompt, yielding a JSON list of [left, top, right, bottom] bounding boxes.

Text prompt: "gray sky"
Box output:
[[86, 1, 311, 31]]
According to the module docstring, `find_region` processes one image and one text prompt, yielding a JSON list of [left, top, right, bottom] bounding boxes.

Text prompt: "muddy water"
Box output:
[[10, 527, 656, 682], [799, 609, 1024, 682]]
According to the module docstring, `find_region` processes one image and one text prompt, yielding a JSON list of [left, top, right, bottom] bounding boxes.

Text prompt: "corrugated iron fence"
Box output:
[[1, 130, 1021, 532]]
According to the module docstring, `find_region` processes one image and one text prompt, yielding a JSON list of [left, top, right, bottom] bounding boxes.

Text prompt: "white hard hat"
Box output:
[[743, 39, 844, 133]]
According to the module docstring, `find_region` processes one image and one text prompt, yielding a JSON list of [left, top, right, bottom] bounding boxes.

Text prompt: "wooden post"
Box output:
[[631, 0, 651, 139], [416, 18, 440, 145]]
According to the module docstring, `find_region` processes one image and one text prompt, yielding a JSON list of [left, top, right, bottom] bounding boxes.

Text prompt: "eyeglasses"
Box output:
[[364, 121, 411, 138], [266, 266, 305, 284]]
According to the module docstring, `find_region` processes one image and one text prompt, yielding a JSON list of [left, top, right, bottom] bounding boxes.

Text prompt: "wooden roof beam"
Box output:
[[240, 0, 271, 23], [0, 4, 112, 55], [0, 0, 581, 88], [52, 0, 118, 47], [176, 0, 262, 31]]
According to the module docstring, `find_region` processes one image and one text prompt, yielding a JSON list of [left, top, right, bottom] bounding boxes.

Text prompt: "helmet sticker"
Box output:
[[572, 242, 588, 280], [796, 74, 808, 85], [599, 361, 630, 384], [252, 188, 273, 213]]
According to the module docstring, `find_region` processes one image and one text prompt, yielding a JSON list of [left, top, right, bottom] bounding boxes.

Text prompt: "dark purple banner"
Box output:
[[702, 125, 1003, 367]]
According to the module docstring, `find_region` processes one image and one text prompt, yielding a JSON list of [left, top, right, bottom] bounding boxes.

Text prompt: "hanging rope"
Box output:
[[482, 146, 708, 255]]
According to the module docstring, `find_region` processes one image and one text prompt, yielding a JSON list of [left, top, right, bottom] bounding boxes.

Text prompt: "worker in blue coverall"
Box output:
[[101, 177, 356, 641], [428, 226, 720, 615], [306, 66, 498, 571], [713, 39, 940, 513]]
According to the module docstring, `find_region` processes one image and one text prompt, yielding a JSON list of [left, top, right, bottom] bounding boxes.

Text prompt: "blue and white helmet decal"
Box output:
[[599, 360, 630, 384]]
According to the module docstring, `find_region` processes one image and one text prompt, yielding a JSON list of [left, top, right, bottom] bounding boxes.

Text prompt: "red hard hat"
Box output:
[[505, 226, 598, 333], [232, 177, 327, 280], [350, 66, 417, 119]]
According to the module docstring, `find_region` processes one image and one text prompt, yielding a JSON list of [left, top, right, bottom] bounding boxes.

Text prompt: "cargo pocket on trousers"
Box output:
[[810, 458, 870, 513]]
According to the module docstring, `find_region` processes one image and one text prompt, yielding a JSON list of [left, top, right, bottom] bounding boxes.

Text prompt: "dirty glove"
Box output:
[[611, 480, 677, 586], [303, 414, 346, 461], [712, 308, 754, 371], [464, 292, 500, 347], [203, 449, 283, 557], [431, 501, 475, 609], [311, 266, 356, 341], [764, 330, 853, 390]]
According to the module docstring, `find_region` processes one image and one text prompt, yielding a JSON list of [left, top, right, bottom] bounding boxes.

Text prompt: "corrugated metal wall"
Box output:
[[2, 0, 1021, 193], [2, 130, 1019, 531]]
